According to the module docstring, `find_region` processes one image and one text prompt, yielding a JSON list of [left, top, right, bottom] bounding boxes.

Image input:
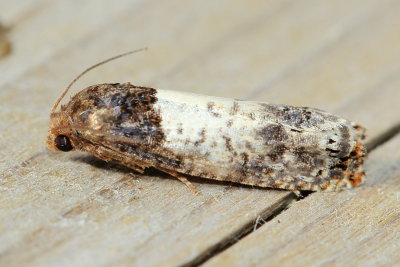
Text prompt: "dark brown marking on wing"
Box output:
[[177, 123, 183, 135], [258, 124, 288, 144], [293, 146, 310, 165], [248, 113, 256, 120], [230, 101, 240, 115], [67, 83, 164, 147], [207, 101, 214, 111], [194, 128, 207, 146], [207, 101, 221, 118], [337, 126, 351, 157], [241, 152, 249, 166], [326, 140, 365, 188], [245, 141, 254, 151], [328, 169, 345, 180], [261, 104, 325, 128], [267, 144, 287, 162], [222, 135, 233, 152], [247, 158, 274, 177]]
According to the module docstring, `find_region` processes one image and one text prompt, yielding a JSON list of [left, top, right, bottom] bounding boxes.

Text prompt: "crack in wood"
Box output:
[[179, 193, 297, 267], [366, 123, 400, 151]]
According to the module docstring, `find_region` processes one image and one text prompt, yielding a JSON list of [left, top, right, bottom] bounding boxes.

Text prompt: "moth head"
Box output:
[[47, 110, 76, 152], [47, 48, 147, 152]]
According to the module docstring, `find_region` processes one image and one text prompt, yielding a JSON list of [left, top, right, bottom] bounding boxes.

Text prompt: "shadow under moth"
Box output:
[[47, 50, 366, 194]]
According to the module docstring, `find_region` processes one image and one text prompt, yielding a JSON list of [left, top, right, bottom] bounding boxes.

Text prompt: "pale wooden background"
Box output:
[[1, 1, 399, 266]]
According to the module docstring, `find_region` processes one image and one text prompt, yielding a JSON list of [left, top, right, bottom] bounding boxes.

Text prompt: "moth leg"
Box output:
[[85, 142, 199, 194], [158, 167, 200, 195], [292, 190, 302, 198], [91, 145, 147, 173], [116, 160, 145, 174]]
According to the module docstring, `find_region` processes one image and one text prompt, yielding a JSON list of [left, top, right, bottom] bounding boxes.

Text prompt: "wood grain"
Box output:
[[0, 0, 399, 266], [0, 23, 11, 58]]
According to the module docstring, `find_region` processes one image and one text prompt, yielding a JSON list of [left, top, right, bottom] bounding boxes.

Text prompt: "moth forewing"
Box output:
[[153, 88, 365, 191]]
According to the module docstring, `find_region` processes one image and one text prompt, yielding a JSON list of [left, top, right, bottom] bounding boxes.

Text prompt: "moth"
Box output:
[[47, 50, 366, 194]]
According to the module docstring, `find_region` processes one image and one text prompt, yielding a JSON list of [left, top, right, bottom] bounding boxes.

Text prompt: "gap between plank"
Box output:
[[366, 123, 400, 151], [181, 125, 400, 267]]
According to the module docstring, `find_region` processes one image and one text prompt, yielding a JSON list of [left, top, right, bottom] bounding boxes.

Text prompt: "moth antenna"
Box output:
[[51, 47, 148, 114]]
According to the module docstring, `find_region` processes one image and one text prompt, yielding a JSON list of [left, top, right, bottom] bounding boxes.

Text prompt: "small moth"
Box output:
[[47, 50, 366, 194]]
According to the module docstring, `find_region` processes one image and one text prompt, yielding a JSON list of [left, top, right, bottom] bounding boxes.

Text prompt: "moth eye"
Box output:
[[54, 135, 73, 152]]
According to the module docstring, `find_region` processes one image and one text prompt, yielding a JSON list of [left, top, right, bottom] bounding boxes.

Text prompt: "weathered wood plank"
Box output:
[[0, 0, 148, 86], [205, 133, 400, 266], [0, 0, 46, 23], [0, 0, 399, 266]]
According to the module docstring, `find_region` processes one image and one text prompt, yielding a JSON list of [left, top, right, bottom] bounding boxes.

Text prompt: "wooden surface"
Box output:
[[0, 23, 11, 58], [0, 1, 399, 266]]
